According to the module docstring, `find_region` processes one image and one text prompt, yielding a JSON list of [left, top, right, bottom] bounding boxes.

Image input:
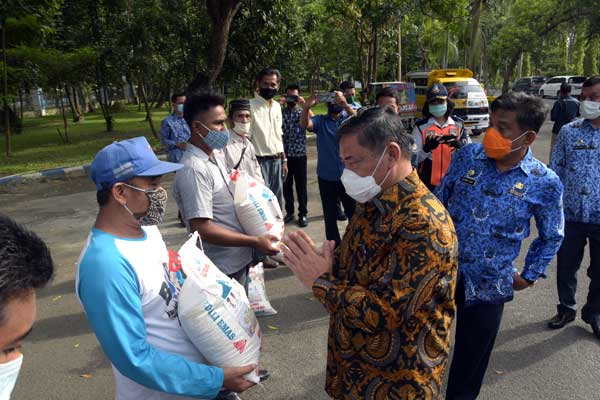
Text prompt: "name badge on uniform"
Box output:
[[574, 139, 591, 150], [426, 130, 437, 138], [508, 182, 526, 198], [460, 169, 477, 185]]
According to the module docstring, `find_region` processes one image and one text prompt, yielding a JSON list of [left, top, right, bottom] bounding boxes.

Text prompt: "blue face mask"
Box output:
[[196, 121, 230, 150], [328, 103, 345, 115], [177, 104, 184, 113]]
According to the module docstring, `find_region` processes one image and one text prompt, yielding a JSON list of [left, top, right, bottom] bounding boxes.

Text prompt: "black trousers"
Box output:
[[283, 156, 308, 216], [556, 221, 600, 317], [445, 278, 505, 400], [317, 177, 356, 245]]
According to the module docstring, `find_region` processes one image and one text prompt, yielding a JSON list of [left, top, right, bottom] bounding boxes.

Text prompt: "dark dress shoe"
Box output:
[[259, 368, 270, 382], [298, 215, 308, 227], [582, 313, 600, 339], [284, 213, 294, 223], [336, 211, 348, 221], [547, 312, 576, 329]]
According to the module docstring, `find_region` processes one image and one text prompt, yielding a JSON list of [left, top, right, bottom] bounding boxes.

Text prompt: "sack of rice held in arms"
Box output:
[[230, 169, 285, 246], [177, 232, 262, 383]]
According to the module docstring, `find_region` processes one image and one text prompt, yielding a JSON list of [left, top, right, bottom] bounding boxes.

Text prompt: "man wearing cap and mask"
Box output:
[[300, 90, 357, 245], [249, 68, 287, 206], [221, 99, 264, 183], [173, 93, 279, 289], [281, 84, 309, 227], [283, 107, 458, 399], [77, 136, 256, 400], [548, 76, 600, 338], [435, 92, 564, 399], [412, 83, 470, 191], [0, 214, 53, 400]]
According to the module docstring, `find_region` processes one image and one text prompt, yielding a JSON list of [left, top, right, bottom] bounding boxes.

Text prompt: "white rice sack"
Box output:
[[177, 233, 262, 383], [230, 170, 285, 241], [248, 263, 277, 316]]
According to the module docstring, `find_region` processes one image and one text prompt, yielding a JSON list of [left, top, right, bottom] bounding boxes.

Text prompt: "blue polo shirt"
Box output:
[[312, 113, 349, 181]]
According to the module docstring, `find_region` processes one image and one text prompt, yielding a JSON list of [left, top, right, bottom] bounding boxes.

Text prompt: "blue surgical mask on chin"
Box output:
[[196, 121, 230, 150], [176, 104, 184, 114]]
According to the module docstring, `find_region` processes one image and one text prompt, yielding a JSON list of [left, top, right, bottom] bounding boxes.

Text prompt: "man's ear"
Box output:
[[387, 142, 401, 163], [111, 183, 127, 206], [524, 131, 537, 146]]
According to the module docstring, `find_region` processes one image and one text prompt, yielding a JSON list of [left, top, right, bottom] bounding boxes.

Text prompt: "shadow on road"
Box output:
[[28, 312, 93, 342]]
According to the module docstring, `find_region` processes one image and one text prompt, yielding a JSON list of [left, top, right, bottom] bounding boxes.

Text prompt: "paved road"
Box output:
[[2, 100, 599, 400]]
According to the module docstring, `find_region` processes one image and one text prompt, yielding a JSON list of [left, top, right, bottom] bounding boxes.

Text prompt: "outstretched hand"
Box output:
[[282, 230, 335, 289]]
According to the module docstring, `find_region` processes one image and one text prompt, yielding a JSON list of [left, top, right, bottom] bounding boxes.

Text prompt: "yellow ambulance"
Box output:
[[406, 69, 490, 135]]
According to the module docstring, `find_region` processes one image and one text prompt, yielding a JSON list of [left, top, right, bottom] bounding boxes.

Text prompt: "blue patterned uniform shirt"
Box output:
[[161, 114, 191, 163], [550, 119, 600, 225], [282, 107, 306, 157], [435, 143, 564, 306]]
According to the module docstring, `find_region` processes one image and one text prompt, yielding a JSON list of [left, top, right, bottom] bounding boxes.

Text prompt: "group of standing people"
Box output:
[[2, 70, 599, 400]]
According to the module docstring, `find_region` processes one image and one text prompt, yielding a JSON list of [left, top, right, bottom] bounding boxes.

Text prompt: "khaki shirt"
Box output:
[[249, 94, 284, 156]]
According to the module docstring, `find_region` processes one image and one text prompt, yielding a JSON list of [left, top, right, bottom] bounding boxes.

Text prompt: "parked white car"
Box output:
[[539, 75, 587, 98]]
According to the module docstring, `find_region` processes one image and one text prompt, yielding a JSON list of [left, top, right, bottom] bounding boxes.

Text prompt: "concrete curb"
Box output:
[[0, 134, 317, 187]]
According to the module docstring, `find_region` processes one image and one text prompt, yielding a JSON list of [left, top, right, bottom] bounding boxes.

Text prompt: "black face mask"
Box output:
[[287, 102, 297, 108], [259, 88, 277, 100], [328, 103, 344, 115]]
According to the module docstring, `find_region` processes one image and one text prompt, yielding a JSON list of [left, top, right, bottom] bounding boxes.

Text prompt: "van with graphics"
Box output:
[[407, 69, 490, 135]]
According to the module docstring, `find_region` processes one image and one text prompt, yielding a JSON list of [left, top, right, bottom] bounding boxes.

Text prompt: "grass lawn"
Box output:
[[0, 100, 329, 177]]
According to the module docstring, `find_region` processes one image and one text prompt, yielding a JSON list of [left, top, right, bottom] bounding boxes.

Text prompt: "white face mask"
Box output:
[[580, 100, 600, 120], [233, 122, 251, 136], [341, 148, 392, 203], [0, 354, 23, 400]]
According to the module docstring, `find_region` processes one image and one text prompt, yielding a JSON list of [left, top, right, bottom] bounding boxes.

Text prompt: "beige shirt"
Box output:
[[249, 94, 285, 156], [219, 132, 265, 184]]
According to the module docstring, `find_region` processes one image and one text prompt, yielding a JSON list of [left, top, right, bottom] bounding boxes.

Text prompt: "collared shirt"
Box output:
[[173, 144, 252, 275], [550, 96, 579, 134], [160, 114, 191, 163], [550, 119, 600, 224], [436, 143, 564, 306], [282, 106, 306, 157], [249, 95, 284, 157], [312, 170, 458, 399], [218, 132, 264, 184], [311, 113, 349, 181]]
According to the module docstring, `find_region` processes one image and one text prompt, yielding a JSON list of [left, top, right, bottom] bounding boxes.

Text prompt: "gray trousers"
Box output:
[[258, 157, 283, 207]]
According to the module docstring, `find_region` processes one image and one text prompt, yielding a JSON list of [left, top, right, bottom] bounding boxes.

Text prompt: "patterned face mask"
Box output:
[[122, 184, 168, 226]]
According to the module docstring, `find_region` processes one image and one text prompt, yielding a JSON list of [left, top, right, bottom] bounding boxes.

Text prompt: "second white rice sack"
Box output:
[[230, 169, 285, 241], [248, 262, 278, 316], [177, 232, 262, 383]]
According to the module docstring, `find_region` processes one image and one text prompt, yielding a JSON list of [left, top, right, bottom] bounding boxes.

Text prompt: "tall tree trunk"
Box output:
[[468, 0, 483, 71], [371, 24, 379, 82], [72, 86, 83, 119], [18, 87, 24, 124], [65, 85, 81, 122], [140, 78, 158, 139], [2, 23, 10, 156], [57, 89, 70, 144], [502, 51, 521, 93], [205, 0, 243, 87]]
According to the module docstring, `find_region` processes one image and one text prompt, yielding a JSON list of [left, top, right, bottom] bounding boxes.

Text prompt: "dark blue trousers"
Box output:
[[445, 278, 505, 400]]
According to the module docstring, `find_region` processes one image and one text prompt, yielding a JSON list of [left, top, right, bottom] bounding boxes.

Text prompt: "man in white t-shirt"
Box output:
[[76, 136, 256, 400]]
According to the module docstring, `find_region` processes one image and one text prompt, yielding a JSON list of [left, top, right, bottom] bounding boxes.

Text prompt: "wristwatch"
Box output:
[[522, 276, 536, 285]]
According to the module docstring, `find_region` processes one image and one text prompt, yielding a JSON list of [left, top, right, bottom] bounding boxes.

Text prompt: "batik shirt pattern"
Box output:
[[313, 170, 458, 400]]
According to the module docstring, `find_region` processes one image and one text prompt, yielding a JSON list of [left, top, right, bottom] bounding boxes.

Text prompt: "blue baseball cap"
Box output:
[[90, 137, 183, 191], [426, 83, 449, 102]]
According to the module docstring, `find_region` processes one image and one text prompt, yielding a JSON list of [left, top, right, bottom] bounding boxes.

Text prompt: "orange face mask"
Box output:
[[482, 127, 529, 160]]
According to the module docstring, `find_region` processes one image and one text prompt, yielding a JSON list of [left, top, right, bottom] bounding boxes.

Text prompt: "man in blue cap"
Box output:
[[411, 83, 470, 190], [76, 136, 256, 400]]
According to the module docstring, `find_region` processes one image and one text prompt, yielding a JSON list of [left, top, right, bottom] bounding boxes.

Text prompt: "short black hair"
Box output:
[[560, 83, 571, 94], [490, 91, 548, 132], [337, 107, 413, 157], [97, 189, 111, 206], [255, 68, 281, 85], [583, 76, 600, 88], [422, 98, 455, 119], [340, 81, 355, 90], [171, 92, 185, 103], [183, 92, 226, 128], [375, 87, 398, 103], [285, 84, 300, 92], [0, 214, 54, 324]]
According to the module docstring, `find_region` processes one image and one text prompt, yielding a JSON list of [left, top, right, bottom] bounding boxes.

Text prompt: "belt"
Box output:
[[256, 155, 281, 160]]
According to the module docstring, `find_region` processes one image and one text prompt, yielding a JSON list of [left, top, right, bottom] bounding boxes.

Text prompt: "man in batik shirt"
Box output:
[[283, 107, 458, 400]]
